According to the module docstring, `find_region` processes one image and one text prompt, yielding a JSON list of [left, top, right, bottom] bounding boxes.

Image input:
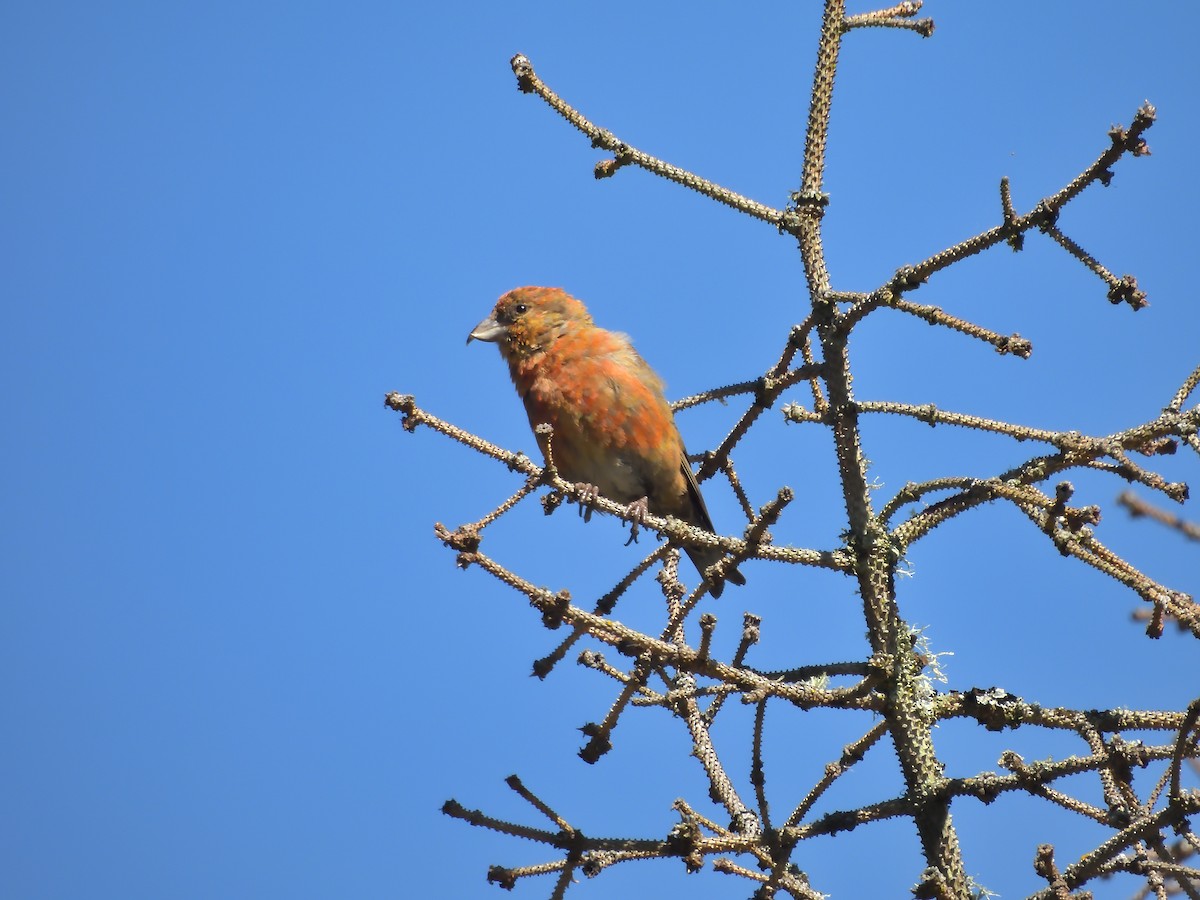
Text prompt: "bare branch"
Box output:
[[884, 104, 1156, 301], [403, 5, 1196, 897], [1120, 491, 1200, 542], [509, 54, 797, 233], [844, 1, 935, 36]]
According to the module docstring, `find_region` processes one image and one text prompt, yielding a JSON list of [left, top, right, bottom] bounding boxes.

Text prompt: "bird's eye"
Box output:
[[514, 303, 528, 315]]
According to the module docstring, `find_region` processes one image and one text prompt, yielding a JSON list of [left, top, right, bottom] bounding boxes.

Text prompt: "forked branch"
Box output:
[[394, 2, 1199, 896]]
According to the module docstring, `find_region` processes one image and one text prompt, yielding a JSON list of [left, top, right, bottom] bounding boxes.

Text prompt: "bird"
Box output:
[[468, 286, 745, 596]]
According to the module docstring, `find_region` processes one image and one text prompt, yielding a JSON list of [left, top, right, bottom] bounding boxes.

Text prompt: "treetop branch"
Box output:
[[844, 1, 935, 37], [389, 392, 854, 576], [403, 5, 1196, 896], [509, 53, 797, 234], [883, 104, 1156, 303]]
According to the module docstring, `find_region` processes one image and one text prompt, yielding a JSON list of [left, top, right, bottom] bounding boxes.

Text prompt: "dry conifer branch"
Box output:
[[537, 546, 679, 680], [393, 3, 1199, 896], [889, 476, 1198, 634], [509, 53, 795, 233], [670, 379, 761, 411], [440, 539, 879, 713], [888, 407, 1200, 552], [882, 297, 1034, 357], [904, 102, 1155, 291], [784, 720, 890, 828], [1043, 223, 1149, 310], [393, 392, 852, 576], [772, 316, 821, 380], [578, 654, 652, 763], [1169, 362, 1200, 413], [938, 694, 1194, 734], [697, 614, 761, 726], [715, 456, 756, 522], [1000, 175, 1021, 248], [835, 102, 1157, 336], [878, 475, 982, 523], [1120, 491, 1200, 543], [844, 1, 934, 36], [690, 363, 831, 484], [858, 401, 1066, 447], [579, 650, 664, 702], [1028, 798, 1200, 899], [671, 362, 826, 412]]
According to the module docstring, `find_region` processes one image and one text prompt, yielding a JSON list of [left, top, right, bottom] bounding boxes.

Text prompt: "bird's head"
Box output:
[[467, 287, 592, 361]]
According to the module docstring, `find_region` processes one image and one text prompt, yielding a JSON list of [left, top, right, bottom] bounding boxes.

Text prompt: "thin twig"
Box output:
[[510, 54, 796, 233]]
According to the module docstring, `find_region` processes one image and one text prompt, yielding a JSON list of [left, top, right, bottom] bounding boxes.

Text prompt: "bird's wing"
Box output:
[[679, 450, 717, 535]]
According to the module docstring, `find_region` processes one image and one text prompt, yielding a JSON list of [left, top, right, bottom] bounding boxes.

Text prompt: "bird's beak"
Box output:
[[467, 313, 506, 345]]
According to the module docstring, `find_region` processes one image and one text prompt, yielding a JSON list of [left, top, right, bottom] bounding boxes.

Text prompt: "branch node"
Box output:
[[889, 265, 927, 294], [434, 521, 481, 554], [540, 590, 572, 630], [1106, 274, 1148, 310], [594, 155, 630, 179], [510, 53, 534, 92], [487, 865, 518, 890], [789, 188, 831, 209], [1031, 200, 1060, 232], [996, 333, 1033, 358], [1033, 844, 1071, 900], [999, 176, 1023, 251], [384, 392, 421, 431], [578, 721, 613, 764], [1110, 103, 1156, 156], [540, 489, 565, 516]]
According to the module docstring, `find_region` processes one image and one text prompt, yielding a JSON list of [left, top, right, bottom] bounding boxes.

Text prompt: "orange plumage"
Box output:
[[468, 286, 745, 596]]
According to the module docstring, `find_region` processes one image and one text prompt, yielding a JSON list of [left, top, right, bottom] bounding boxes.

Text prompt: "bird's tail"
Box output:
[[685, 546, 746, 599]]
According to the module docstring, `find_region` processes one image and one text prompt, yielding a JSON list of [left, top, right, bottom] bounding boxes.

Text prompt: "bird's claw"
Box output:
[[575, 483, 601, 523], [623, 497, 649, 546]]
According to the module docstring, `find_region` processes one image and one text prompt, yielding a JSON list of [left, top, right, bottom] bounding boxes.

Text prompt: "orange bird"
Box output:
[[468, 286, 745, 596]]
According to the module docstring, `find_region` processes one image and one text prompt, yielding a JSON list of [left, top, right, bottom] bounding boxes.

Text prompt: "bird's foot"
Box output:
[[574, 483, 601, 523], [623, 497, 649, 546]]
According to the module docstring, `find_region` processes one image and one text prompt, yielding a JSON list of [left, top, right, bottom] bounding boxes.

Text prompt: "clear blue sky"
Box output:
[[2, 2, 1197, 898]]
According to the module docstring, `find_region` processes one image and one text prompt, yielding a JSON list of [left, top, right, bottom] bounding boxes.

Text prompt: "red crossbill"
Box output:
[[468, 286, 745, 596]]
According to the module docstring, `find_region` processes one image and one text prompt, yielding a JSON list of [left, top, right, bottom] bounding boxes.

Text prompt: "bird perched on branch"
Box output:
[[468, 286, 745, 597]]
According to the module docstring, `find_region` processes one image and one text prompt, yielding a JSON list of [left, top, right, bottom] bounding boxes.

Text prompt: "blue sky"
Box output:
[[2, 2, 1198, 898]]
